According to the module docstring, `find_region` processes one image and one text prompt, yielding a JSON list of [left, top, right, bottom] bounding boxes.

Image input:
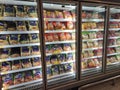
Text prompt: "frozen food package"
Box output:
[[51, 44, 63, 54], [30, 33, 39, 43], [46, 11, 53, 18], [16, 21, 26, 31], [14, 72, 24, 85], [66, 21, 74, 30], [63, 43, 72, 51], [31, 46, 40, 55], [47, 67, 52, 78], [6, 21, 16, 31], [58, 54, 66, 62], [66, 53, 73, 61], [88, 50, 94, 57], [87, 59, 96, 68], [33, 69, 42, 80], [0, 5, 3, 17], [12, 60, 22, 70], [117, 39, 120, 45], [3, 5, 15, 17], [28, 21, 38, 31], [19, 34, 29, 44], [87, 42, 94, 48], [71, 11, 76, 19], [0, 35, 9, 45], [27, 6, 37, 17], [115, 47, 120, 52], [54, 22, 66, 30], [82, 42, 88, 49], [65, 33, 72, 40], [53, 33, 59, 41], [63, 11, 72, 19], [10, 47, 20, 57], [45, 33, 54, 42], [24, 71, 33, 82], [93, 58, 100, 67], [0, 48, 10, 59], [47, 22, 54, 30], [22, 58, 32, 68], [51, 65, 59, 76], [83, 51, 89, 58], [59, 33, 66, 41], [48, 11, 56, 18], [59, 64, 65, 74], [21, 46, 30, 56], [55, 11, 64, 18], [2, 74, 13, 88], [43, 10, 47, 18], [44, 21, 47, 30], [50, 55, 59, 65], [9, 34, 19, 45], [1, 62, 11, 72], [32, 57, 41, 66], [93, 41, 99, 47], [71, 33, 75, 40], [15, 5, 26, 17], [64, 63, 73, 72], [0, 22, 5, 31], [45, 56, 51, 65]]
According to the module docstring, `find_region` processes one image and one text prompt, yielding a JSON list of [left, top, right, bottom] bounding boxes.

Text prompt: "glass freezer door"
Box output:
[[106, 7, 120, 71], [43, 2, 77, 85], [81, 4, 106, 76]]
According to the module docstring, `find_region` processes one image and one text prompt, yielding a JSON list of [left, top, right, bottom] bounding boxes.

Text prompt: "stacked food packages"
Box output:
[[81, 10, 104, 70], [0, 3, 42, 88], [43, 9, 76, 79]]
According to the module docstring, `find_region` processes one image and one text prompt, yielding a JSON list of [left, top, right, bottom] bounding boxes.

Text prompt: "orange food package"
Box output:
[[53, 33, 59, 41], [43, 10, 47, 18], [55, 11, 64, 18], [47, 11, 55, 18], [54, 22, 66, 30], [63, 11, 72, 19], [66, 21, 74, 30], [45, 33, 54, 42], [47, 22, 54, 30], [44, 21, 48, 30], [59, 33, 66, 41], [65, 33, 72, 40]]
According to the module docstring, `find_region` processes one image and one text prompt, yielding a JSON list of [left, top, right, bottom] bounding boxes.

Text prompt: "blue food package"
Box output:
[[50, 55, 59, 65], [45, 45, 51, 53], [28, 21, 38, 30], [16, 5, 25, 17], [17, 21, 26, 31], [63, 43, 71, 51], [4, 5, 14, 17], [1, 62, 11, 72], [6, 21, 16, 31], [19, 34, 29, 44], [0, 48, 10, 58], [45, 56, 51, 65], [24, 71, 33, 82], [12, 60, 22, 70], [27, 6, 37, 17], [51, 44, 63, 54], [66, 53, 73, 61], [0, 35, 8, 45], [10, 47, 20, 57], [33, 69, 42, 80], [64, 63, 73, 72], [9, 34, 19, 44], [2, 74, 13, 87], [0, 22, 5, 31], [51, 65, 59, 75], [47, 67, 52, 78], [30, 33, 39, 43], [21, 46, 30, 56], [58, 54, 66, 62], [22, 58, 32, 68], [32, 57, 41, 66], [59, 64, 65, 74], [14, 72, 24, 85], [31, 46, 40, 55]]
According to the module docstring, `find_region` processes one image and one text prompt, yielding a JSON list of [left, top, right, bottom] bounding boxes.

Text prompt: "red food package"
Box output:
[[82, 12, 87, 18], [54, 22, 66, 30], [63, 11, 72, 19], [65, 33, 72, 40], [53, 33, 59, 41], [44, 21, 47, 30], [66, 21, 74, 30], [55, 11, 64, 18], [47, 22, 54, 30], [45, 33, 54, 42], [59, 33, 66, 41], [43, 10, 47, 18]]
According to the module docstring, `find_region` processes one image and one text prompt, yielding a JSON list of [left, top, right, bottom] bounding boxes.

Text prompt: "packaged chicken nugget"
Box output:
[[12, 60, 22, 70], [28, 21, 38, 31], [22, 59, 32, 68], [14, 72, 24, 85], [10, 47, 20, 58], [27, 6, 37, 17], [2, 74, 13, 88], [33, 69, 42, 80], [4, 5, 15, 17], [21, 46, 30, 56], [47, 22, 54, 30], [1, 62, 11, 72], [24, 71, 33, 82], [32, 57, 41, 66], [15, 5, 26, 17], [0, 48, 10, 59], [6, 21, 16, 31], [19, 34, 29, 44], [65, 33, 72, 40], [30, 33, 39, 43], [9, 34, 19, 45], [16, 21, 26, 31], [0, 35, 9, 45], [53, 33, 59, 41], [59, 33, 66, 41], [31, 46, 40, 55]]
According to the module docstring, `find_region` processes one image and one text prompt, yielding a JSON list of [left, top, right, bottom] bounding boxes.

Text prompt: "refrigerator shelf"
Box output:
[[82, 66, 101, 72], [0, 0, 37, 6], [82, 55, 102, 60], [82, 19, 104, 22], [47, 60, 75, 67], [109, 36, 120, 39], [0, 55, 41, 62], [45, 30, 76, 33], [46, 50, 75, 56], [0, 17, 38, 21], [46, 40, 75, 45], [83, 47, 102, 51], [107, 53, 120, 56], [0, 43, 40, 48], [107, 61, 120, 66], [2, 79, 42, 90], [0, 31, 39, 34], [83, 38, 103, 42], [82, 29, 104, 32], [0, 66, 42, 75], [109, 28, 120, 31], [110, 19, 120, 22], [44, 18, 76, 22], [108, 45, 120, 48]]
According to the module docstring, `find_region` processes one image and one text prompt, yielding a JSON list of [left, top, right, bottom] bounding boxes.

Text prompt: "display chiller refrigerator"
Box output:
[[42, 1, 78, 87], [0, 0, 43, 90]]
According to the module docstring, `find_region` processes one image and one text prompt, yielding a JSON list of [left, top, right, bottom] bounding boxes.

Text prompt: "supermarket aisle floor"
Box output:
[[81, 78, 120, 90]]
